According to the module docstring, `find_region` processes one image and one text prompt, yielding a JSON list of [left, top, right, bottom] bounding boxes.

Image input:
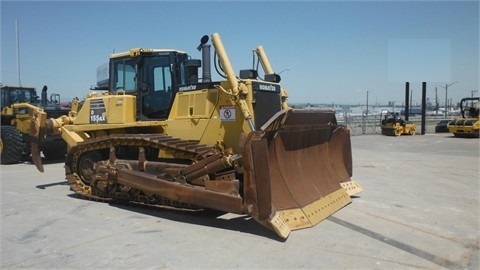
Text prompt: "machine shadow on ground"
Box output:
[[108, 202, 284, 241], [38, 190, 285, 241]]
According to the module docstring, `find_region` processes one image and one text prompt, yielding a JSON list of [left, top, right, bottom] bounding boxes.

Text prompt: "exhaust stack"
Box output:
[[201, 44, 211, 83], [197, 35, 211, 83]]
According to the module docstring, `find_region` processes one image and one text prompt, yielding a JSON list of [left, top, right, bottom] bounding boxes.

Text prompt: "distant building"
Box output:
[[400, 107, 423, 116]]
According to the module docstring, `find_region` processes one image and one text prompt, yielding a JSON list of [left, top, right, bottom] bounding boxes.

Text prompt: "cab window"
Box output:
[[11, 89, 32, 103], [114, 60, 136, 92]]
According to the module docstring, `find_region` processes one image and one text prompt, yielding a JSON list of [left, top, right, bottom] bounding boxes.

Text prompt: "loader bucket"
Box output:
[[242, 109, 361, 238]]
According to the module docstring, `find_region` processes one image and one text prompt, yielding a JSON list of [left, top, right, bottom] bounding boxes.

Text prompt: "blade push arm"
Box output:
[[211, 33, 255, 131], [254, 46, 289, 110]]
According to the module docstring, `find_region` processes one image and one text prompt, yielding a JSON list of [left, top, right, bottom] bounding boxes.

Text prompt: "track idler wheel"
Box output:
[[77, 151, 103, 185]]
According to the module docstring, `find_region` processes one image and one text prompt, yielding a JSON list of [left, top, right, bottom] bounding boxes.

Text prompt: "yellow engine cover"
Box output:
[[74, 93, 136, 125]]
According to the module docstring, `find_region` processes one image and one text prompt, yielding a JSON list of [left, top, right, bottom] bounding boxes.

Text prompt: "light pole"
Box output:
[[366, 90, 369, 116], [440, 81, 458, 118]]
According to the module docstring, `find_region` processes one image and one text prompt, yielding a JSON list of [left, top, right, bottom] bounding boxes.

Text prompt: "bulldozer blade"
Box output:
[[242, 109, 361, 238], [327, 125, 363, 196]]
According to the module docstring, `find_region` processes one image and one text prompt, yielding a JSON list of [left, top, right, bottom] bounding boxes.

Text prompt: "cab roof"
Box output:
[[109, 48, 188, 59], [1, 85, 36, 90]]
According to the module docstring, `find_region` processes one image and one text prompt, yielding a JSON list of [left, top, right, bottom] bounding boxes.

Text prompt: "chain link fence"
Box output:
[[337, 114, 449, 136]]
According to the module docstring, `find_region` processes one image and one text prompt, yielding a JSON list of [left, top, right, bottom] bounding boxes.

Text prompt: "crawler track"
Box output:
[[65, 134, 217, 208]]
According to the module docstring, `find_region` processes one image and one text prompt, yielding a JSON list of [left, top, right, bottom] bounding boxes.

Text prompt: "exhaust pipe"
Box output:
[[197, 35, 211, 83], [201, 44, 211, 83]]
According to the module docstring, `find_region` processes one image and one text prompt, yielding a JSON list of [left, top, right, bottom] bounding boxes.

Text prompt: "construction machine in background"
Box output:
[[1, 85, 68, 164], [448, 97, 479, 138], [29, 33, 362, 238], [380, 110, 416, 136]]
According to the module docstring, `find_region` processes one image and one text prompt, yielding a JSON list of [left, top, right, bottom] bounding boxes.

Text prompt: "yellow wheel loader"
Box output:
[[448, 97, 479, 138], [380, 110, 416, 136], [1, 85, 68, 164], [29, 33, 362, 238]]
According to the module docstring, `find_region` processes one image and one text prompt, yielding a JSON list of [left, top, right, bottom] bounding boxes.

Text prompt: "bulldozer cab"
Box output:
[[107, 49, 190, 120]]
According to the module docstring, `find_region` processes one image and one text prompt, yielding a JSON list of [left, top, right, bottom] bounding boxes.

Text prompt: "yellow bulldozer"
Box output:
[[29, 33, 362, 238], [448, 97, 479, 138]]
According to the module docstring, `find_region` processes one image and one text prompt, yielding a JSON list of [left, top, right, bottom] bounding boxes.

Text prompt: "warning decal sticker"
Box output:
[[220, 105, 236, 122]]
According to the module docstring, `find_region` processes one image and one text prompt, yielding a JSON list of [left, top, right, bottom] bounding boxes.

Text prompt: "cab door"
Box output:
[[141, 56, 174, 119]]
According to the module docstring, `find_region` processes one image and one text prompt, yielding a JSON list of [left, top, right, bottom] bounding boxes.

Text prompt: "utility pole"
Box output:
[[440, 81, 458, 118], [405, 82, 410, 121], [16, 19, 21, 86], [421, 82, 426, 135]]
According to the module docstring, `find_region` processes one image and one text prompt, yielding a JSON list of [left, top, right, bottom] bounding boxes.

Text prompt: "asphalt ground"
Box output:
[[1, 133, 479, 269]]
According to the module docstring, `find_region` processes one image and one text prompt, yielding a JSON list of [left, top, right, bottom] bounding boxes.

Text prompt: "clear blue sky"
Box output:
[[1, 0, 478, 106]]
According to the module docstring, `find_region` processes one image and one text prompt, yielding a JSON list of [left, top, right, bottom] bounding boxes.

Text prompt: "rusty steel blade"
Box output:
[[242, 109, 361, 238], [29, 113, 44, 173], [31, 142, 44, 173]]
